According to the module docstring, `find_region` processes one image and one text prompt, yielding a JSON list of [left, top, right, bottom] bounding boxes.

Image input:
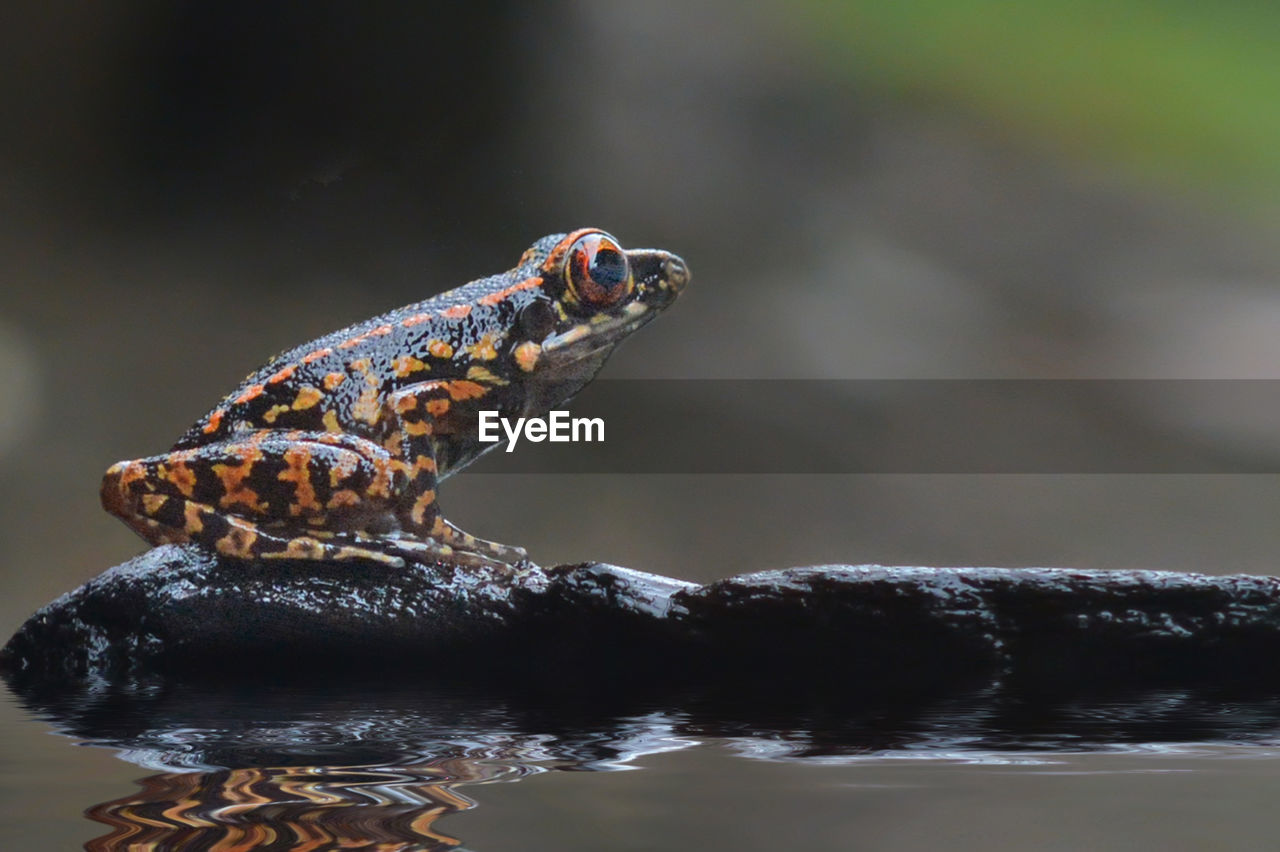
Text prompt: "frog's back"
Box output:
[[174, 264, 541, 449]]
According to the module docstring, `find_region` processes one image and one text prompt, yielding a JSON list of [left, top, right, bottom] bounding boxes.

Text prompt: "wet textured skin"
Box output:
[[100, 229, 689, 569]]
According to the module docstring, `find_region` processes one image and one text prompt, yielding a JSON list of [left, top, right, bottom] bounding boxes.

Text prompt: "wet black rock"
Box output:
[[5, 545, 1280, 693]]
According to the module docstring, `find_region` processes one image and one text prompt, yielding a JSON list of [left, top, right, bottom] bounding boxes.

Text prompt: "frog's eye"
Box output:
[[517, 298, 559, 340], [565, 233, 633, 309]]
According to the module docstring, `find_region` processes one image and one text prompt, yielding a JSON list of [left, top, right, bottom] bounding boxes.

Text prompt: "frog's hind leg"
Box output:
[[101, 431, 411, 567], [154, 496, 406, 566]]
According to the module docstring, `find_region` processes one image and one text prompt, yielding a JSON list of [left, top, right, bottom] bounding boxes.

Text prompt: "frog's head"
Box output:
[[506, 228, 689, 379]]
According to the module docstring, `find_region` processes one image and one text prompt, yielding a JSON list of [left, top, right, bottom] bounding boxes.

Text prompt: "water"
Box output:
[[6, 680, 1280, 850]]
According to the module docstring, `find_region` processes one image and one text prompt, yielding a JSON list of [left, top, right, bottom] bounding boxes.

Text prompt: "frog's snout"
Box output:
[[629, 248, 690, 307], [664, 254, 690, 293]]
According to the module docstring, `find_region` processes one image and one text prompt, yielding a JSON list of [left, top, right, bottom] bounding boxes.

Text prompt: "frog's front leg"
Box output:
[[102, 431, 418, 566], [383, 384, 527, 567]]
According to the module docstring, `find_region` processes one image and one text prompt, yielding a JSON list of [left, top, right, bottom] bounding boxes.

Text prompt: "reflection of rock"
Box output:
[[20, 687, 1280, 852], [6, 545, 1280, 694], [14, 657, 1280, 785]]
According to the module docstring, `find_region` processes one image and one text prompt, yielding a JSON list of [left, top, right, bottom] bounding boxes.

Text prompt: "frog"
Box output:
[[101, 229, 689, 569]]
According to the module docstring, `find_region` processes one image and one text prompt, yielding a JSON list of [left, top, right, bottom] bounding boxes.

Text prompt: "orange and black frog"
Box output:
[[101, 229, 689, 569]]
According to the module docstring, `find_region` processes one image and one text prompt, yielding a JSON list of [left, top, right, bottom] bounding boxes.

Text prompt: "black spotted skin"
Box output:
[[102, 229, 689, 568]]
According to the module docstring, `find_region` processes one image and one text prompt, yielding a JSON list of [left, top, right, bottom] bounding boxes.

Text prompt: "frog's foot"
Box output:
[[429, 517, 528, 566], [384, 517, 528, 570], [377, 535, 519, 571]]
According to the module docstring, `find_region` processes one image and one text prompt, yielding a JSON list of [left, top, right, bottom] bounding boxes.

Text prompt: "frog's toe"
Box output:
[[457, 540, 527, 570], [432, 519, 526, 563], [485, 541, 527, 561], [380, 536, 511, 570]]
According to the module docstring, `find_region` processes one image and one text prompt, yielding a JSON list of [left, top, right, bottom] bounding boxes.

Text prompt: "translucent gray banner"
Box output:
[[465, 380, 1280, 473]]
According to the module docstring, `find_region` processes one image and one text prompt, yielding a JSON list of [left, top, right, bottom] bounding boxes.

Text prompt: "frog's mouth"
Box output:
[[542, 299, 655, 362], [541, 249, 689, 367]]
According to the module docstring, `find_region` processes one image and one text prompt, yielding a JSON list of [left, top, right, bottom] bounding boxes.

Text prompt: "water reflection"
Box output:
[[85, 762, 485, 850], [11, 678, 1280, 849]]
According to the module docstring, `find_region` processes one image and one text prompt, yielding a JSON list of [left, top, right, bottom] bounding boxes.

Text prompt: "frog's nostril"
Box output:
[[664, 255, 690, 291]]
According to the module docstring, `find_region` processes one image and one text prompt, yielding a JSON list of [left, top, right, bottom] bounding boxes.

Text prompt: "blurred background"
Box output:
[[3, 1, 1280, 638]]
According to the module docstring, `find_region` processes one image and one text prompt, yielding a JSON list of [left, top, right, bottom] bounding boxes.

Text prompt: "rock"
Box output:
[[6, 546, 1280, 696]]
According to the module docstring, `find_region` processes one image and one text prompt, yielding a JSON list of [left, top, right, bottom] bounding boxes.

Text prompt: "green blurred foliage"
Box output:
[[793, 1, 1280, 200]]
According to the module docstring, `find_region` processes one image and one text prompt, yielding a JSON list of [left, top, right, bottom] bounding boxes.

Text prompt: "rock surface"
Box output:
[[5, 544, 1280, 692]]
